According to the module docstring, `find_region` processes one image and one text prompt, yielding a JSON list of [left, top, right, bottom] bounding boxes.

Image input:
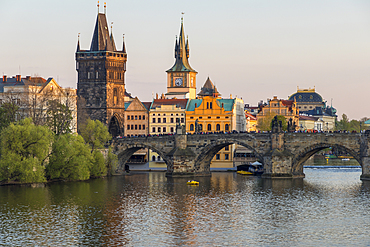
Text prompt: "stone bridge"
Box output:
[[113, 131, 370, 180]]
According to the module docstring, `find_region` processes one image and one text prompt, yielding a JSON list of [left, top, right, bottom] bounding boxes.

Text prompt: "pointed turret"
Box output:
[[198, 77, 220, 98], [167, 18, 196, 73], [76, 36, 80, 52], [122, 35, 126, 53]]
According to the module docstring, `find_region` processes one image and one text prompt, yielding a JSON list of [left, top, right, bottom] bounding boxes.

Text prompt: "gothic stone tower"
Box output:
[[165, 18, 198, 99], [76, 11, 126, 137]]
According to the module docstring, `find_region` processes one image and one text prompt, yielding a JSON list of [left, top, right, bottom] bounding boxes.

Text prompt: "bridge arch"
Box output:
[[193, 138, 264, 173], [116, 143, 172, 172], [291, 143, 362, 175]]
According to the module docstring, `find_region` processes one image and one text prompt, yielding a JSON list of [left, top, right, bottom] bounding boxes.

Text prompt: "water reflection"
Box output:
[[1, 169, 370, 246]]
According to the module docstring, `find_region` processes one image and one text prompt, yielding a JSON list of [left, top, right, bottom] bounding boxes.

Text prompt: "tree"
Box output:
[[80, 119, 112, 151], [46, 134, 92, 181], [257, 112, 276, 131], [270, 115, 288, 131], [46, 100, 73, 135], [106, 146, 118, 176], [0, 118, 52, 183], [0, 102, 19, 132], [90, 150, 107, 178]]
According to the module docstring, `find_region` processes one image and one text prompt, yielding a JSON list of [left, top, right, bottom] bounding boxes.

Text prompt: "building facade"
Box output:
[[76, 10, 127, 136], [0, 75, 77, 132]]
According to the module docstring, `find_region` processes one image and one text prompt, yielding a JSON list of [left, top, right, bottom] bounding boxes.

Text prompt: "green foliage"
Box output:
[[335, 114, 368, 132], [270, 115, 288, 131], [80, 119, 111, 151], [106, 146, 118, 176], [46, 100, 73, 135], [257, 112, 276, 131], [0, 118, 52, 183], [46, 134, 91, 181], [90, 150, 107, 178], [0, 102, 19, 132]]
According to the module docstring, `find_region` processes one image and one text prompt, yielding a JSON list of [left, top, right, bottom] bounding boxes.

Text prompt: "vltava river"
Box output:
[[1, 168, 370, 246]]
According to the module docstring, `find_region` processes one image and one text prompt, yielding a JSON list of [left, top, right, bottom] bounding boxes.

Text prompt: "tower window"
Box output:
[[113, 88, 118, 105]]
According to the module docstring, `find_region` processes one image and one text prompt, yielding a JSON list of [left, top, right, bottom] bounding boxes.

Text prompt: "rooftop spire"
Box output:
[[76, 33, 80, 52], [166, 16, 196, 73], [90, 11, 114, 51], [122, 34, 126, 53]]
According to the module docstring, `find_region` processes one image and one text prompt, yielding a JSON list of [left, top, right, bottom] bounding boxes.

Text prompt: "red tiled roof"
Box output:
[[245, 112, 257, 120], [151, 99, 188, 109], [280, 100, 294, 107]]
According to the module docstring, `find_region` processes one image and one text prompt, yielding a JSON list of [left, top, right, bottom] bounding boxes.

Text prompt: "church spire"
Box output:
[[167, 17, 196, 73]]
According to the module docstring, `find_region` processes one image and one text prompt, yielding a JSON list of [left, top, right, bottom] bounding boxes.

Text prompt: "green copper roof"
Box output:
[[186, 98, 235, 112], [166, 20, 197, 73]]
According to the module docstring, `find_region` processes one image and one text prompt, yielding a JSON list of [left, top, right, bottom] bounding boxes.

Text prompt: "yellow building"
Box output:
[[245, 111, 257, 132], [148, 98, 188, 169], [185, 78, 245, 169], [257, 96, 299, 130]]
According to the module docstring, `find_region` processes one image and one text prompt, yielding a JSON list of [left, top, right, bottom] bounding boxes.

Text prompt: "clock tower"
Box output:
[[165, 18, 197, 99]]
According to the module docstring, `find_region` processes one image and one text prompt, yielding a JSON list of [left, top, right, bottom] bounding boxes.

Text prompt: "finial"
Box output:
[[78, 33, 80, 40], [181, 12, 185, 23], [104, 2, 106, 14], [97, 1, 100, 13], [111, 22, 113, 33]]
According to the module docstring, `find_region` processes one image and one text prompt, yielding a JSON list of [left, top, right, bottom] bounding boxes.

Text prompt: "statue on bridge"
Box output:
[[272, 116, 282, 133], [287, 118, 297, 132], [195, 119, 200, 134]]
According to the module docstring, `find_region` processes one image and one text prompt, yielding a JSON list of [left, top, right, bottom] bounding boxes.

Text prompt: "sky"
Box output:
[[1, 0, 369, 120]]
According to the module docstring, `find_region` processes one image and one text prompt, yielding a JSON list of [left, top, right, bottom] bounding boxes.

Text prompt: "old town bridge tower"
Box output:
[[76, 9, 126, 137]]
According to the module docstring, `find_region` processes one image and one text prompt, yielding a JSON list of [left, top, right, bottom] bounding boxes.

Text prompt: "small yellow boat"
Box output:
[[187, 180, 199, 185], [237, 170, 253, 175]]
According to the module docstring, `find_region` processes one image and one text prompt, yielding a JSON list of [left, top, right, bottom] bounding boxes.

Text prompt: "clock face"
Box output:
[[175, 78, 183, 86]]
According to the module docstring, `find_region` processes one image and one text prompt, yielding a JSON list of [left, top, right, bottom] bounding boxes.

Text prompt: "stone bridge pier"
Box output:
[[360, 131, 370, 180]]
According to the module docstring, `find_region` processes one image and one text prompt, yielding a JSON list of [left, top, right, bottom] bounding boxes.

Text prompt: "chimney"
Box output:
[[16, 75, 21, 82], [2, 75, 7, 82]]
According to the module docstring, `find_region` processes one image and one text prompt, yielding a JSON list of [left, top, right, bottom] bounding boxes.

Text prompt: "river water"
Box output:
[[1, 168, 370, 246]]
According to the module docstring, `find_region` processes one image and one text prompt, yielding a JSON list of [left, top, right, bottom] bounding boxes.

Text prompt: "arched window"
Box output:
[[216, 124, 220, 131], [157, 156, 161, 161], [207, 124, 212, 131], [113, 88, 118, 105], [210, 102, 213, 109], [225, 124, 229, 131], [152, 156, 156, 161], [190, 124, 194, 131]]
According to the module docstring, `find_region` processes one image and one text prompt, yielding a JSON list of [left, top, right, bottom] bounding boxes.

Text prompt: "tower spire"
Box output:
[[122, 34, 126, 53], [76, 33, 80, 52]]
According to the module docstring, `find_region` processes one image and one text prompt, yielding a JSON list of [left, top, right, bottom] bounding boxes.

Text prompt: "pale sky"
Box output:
[[1, 0, 369, 120]]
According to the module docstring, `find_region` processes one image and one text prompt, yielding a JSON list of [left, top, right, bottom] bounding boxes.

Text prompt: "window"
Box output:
[[143, 125, 145, 130], [190, 124, 194, 131], [152, 127, 155, 132], [153, 118, 156, 123], [207, 102, 209, 109], [131, 125, 134, 130], [135, 125, 137, 130], [171, 118, 174, 123], [170, 127, 174, 132], [127, 125, 130, 130], [113, 88, 118, 105], [225, 154, 229, 160], [139, 125, 141, 130], [157, 156, 161, 161], [208, 116, 211, 119], [143, 115, 145, 120], [158, 127, 161, 132], [181, 118, 184, 123], [225, 124, 229, 131], [210, 102, 213, 109], [131, 116, 134, 120], [163, 118, 166, 123], [152, 156, 156, 161], [216, 124, 220, 131], [225, 145, 229, 151], [127, 115, 130, 120], [139, 115, 141, 120], [207, 124, 212, 131], [176, 118, 179, 123], [135, 116, 137, 120], [158, 118, 161, 123], [190, 117, 193, 119], [216, 154, 220, 160], [96, 71, 98, 79], [163, 127, 166, 132]]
